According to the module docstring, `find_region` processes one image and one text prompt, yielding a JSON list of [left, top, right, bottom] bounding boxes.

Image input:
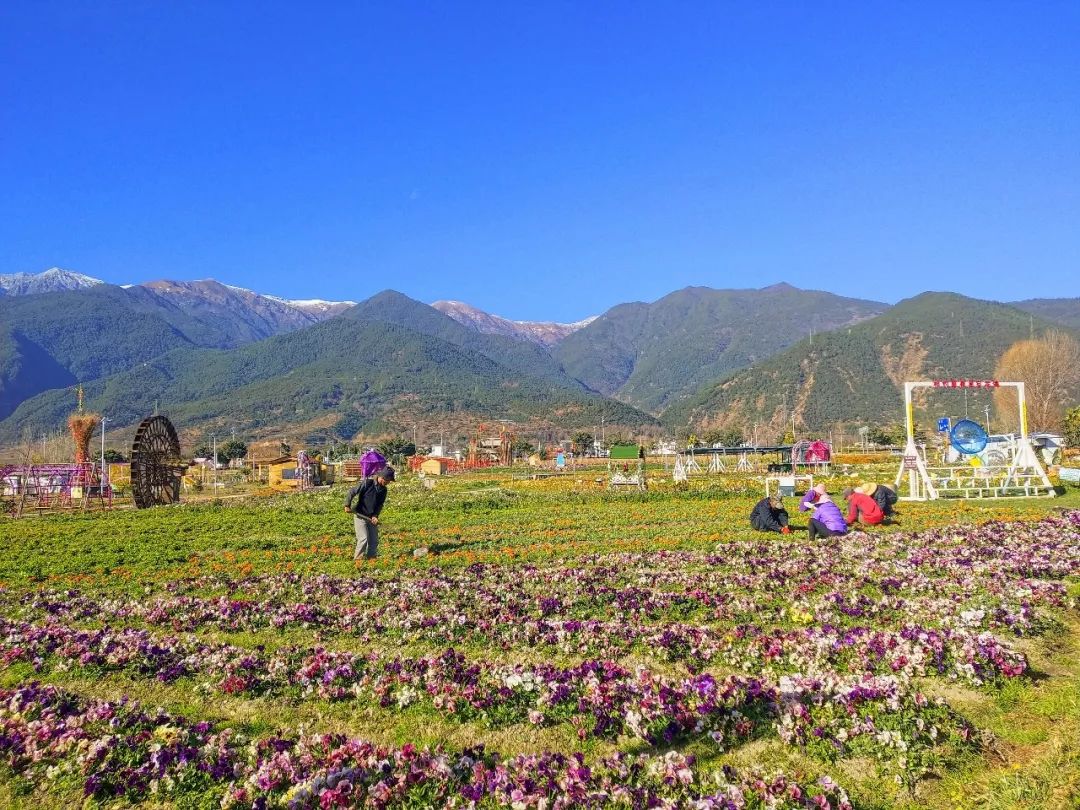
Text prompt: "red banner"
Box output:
[[931, 379, 1000, 388]]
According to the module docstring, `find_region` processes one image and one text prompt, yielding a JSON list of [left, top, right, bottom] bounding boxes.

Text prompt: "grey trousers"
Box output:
[[354, 515, 379, 559]]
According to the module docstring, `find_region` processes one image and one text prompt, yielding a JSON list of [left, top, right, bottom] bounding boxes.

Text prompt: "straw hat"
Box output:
[[859, 482, 879, 496]]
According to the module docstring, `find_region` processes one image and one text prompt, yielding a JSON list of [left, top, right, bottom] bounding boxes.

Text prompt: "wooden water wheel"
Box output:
[[130, 415, 184, 508]]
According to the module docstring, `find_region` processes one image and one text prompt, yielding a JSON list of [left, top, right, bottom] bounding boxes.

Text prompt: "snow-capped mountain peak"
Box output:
[[431, 300, 594, 347], [0, 267, 105, 296]]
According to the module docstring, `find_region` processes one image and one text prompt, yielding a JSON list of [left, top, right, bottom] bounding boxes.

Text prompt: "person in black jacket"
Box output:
[[860, 482, 898, 518], [344, 466, 395, 559], [750, 495, 791, 534]]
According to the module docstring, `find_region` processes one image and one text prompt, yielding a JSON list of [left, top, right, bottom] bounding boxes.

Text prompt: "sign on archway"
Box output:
[[895, 379, 1054, 500]]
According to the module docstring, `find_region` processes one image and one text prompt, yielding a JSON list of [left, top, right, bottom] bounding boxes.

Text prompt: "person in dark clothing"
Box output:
[[750, 495, 791, 534], [344, 466, 395, 559], [860, 482, 898, 518]]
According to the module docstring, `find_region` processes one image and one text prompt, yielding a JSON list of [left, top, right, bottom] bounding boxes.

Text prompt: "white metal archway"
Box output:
[[896, 379, 1054, 500]]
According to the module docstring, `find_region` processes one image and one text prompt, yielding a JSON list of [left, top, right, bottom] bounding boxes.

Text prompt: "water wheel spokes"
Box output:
[[130, 415, 183, 508]]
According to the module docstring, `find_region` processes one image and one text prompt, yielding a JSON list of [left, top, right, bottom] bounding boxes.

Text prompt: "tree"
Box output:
[[572, 431, 594, 455], [1064, 406, 1080, 448], [193, 444, 227, 464], [717, 428, 744, 447], [700, 429, 720, 446], [378, 436, 416, 460], [994, 331, 1080, 433], [103, 449, 126, 463], [221, 439, 247, 460], [866, 424, 905, 447]]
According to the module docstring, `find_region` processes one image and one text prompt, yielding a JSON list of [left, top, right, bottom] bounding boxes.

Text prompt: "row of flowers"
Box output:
[[0, 591, 1028, 695], [0, 617, 979, 779], [9, 515, 1075, 649], [0, 681, 858, 808]]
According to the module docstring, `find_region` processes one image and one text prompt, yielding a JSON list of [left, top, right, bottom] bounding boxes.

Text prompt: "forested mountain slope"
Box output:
[[665, 292, 1078, 434], [0, 291, 654, 442], [553, 284, 886, 412]]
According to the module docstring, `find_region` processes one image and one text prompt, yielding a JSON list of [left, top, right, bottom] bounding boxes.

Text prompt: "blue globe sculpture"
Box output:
[[950, 419, 988, 455]]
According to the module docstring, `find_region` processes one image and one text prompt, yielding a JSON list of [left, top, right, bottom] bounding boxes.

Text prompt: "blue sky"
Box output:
[[2, 2, 1078, 321]]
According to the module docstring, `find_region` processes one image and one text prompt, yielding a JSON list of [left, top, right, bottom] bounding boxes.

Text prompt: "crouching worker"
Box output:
[[842, 486, 884, 526], [860, 482, 898, 519], [344, 466, 395, 560], [750, 495, 791, 534], [799, 484, 848, 541]]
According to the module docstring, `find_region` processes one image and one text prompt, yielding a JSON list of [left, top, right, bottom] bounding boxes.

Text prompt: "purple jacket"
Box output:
[[799, 493, 847, 534]]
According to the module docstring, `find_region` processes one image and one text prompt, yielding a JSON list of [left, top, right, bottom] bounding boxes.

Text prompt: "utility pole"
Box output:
[[984, 405, 992, 435], [212, 435, 218, 490]]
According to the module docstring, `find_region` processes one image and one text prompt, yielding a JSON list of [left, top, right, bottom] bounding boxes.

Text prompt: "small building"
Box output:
[[266, 456, 298, 488], [420, 457, 449, 476]]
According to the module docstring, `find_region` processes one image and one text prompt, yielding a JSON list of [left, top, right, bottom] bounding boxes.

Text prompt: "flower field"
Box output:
[[1, 473, 1079, 808]]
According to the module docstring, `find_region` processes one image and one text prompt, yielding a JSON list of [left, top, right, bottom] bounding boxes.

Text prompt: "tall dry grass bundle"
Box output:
[[67, 413, 101, 464]]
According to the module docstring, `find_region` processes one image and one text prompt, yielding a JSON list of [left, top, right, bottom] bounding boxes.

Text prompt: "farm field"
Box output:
[[1, 470, 1080, 809]]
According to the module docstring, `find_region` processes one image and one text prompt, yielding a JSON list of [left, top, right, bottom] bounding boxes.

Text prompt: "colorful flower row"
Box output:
[[0, 682, 857, 809], [0, 616, 981, 772], [9, 514, 1074, 648], [3, 570, 1032, 687]]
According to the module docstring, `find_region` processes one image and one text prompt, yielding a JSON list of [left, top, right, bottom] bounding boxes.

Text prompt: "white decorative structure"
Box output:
[[672, 455, 688, 483], [736, 452, 754, 473], [609, 463, 647, 491], [895, 379, 1054, 500], [708, 453, 726, 473]]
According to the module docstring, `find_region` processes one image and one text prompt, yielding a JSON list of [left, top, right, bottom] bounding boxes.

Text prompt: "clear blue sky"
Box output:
[[2, 2, 1078, 322]]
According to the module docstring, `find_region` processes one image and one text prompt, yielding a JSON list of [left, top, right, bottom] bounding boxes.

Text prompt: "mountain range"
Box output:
[[2, 268, 1079, 446], [665, 292, 1080, 435]]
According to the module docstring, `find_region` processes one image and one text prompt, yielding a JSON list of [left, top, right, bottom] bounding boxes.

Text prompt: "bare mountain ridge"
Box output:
[[431, 300, 596, 347]]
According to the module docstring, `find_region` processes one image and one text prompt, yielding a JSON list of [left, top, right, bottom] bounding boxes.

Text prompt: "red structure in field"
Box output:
[[0, 386, 110, 514]]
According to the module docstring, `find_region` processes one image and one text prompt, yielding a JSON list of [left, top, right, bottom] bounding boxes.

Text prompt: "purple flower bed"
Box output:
[[0, 510, 1077, 802], [0, 682, 855, 808]]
